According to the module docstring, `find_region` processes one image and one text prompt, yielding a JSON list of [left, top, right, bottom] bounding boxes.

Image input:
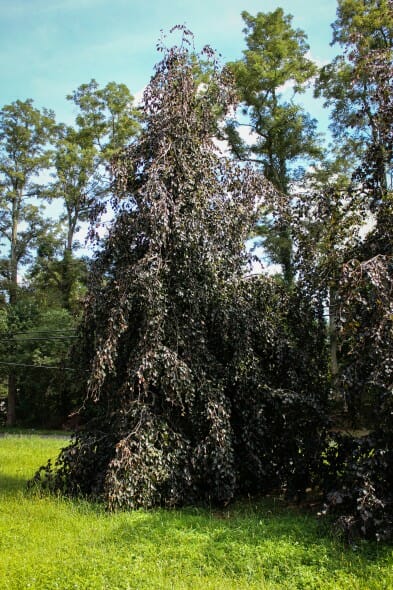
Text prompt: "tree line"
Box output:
[[0, 80, 141, 425], [1, 0, 393, 540]]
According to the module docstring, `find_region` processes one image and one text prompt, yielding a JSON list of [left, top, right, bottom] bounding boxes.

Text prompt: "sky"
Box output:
[[0, 0, 339, 128]]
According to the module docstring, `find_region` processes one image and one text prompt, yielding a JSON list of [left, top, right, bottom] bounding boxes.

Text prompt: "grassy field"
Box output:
[[0, 432, 392, 590]]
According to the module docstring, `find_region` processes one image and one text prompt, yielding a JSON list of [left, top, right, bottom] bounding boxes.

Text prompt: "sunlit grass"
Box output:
[[0, 432, 392, 589]]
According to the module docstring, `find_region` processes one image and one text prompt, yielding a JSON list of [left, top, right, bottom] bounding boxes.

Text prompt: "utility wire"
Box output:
[[3, 329, 76, 336], [0, 360, 84, 371], [0, 337, 77, 342]]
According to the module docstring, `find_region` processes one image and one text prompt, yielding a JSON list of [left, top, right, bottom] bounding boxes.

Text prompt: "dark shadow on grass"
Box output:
[[0, 473, 28, 494]]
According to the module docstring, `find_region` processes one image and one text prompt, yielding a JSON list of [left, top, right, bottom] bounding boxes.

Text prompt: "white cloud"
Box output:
[[237, 124, 258, 146], [133, 87, 146, 107]]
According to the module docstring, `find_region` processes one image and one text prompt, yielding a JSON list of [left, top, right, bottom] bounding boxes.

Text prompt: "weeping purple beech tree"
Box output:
[[37, 31, 283, 508], [33, 28, 331, 511]]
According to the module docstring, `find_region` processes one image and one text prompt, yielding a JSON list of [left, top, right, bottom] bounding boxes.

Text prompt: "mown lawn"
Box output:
[[0, 432, 392, 590]]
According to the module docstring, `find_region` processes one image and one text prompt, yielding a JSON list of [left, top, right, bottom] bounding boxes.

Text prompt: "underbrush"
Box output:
[[0, 433, 392, 590]]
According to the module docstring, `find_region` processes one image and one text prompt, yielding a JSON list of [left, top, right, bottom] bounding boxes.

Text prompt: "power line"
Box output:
[[1, 336, 77, 342], [0, 360, 84, 371], [3, 329, 76, 336]]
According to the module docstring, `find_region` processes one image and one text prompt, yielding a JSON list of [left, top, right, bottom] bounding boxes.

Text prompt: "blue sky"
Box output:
[[0, 0, 338, 127]]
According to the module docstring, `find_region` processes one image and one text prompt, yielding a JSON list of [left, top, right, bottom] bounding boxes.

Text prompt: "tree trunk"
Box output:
[[6, 371, 17, 426], [329, 286, 340, 400], [61, 248, 74, 310], [9, 195, 19, 306], [7, 194, 19, 425]]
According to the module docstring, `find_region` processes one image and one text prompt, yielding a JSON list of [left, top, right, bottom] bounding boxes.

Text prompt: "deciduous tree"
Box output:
[[0, 99, 55, 424], [228, 9, 322, 283], [46, 82, 141, 310], [315, 0, 393, 193]]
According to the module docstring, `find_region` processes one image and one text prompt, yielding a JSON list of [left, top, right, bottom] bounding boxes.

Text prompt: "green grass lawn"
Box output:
[[0, 432, 392, 590]]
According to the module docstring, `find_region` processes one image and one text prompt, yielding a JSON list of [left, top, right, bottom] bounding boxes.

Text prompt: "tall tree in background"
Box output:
[[316, 4, 393, 535], [31, 124, 94, 311], [311, 0, 393, 409], [68, 80, 141, 161], [315, 0, 393, 193], [228, 9, 322, 283], [65, 79, 141, 229], [0, 99, 55, 425], [290, 181, 363, 400], [334, 0, 393, 419], [42, 81, 141, 311]]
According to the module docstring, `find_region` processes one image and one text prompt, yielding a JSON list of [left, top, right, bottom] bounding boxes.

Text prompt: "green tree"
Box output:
[[0, 290, 80, 429], [291, 179, 363, 401], [63, 80, 141, 239], [67, 79, 141, 162], [44, 82, 141, 310], [228, 9, 322, 283], [41, 124, 94, 311], [0, 100, 55, 305], [311, 5, 393, 540], [52, 125, 95, 254], [0, 99, 55, 425], [28, 224, 88, 314], [0, 290, 77, 427], [310, 0, 393, 407], [315, 0, 393, 192]]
